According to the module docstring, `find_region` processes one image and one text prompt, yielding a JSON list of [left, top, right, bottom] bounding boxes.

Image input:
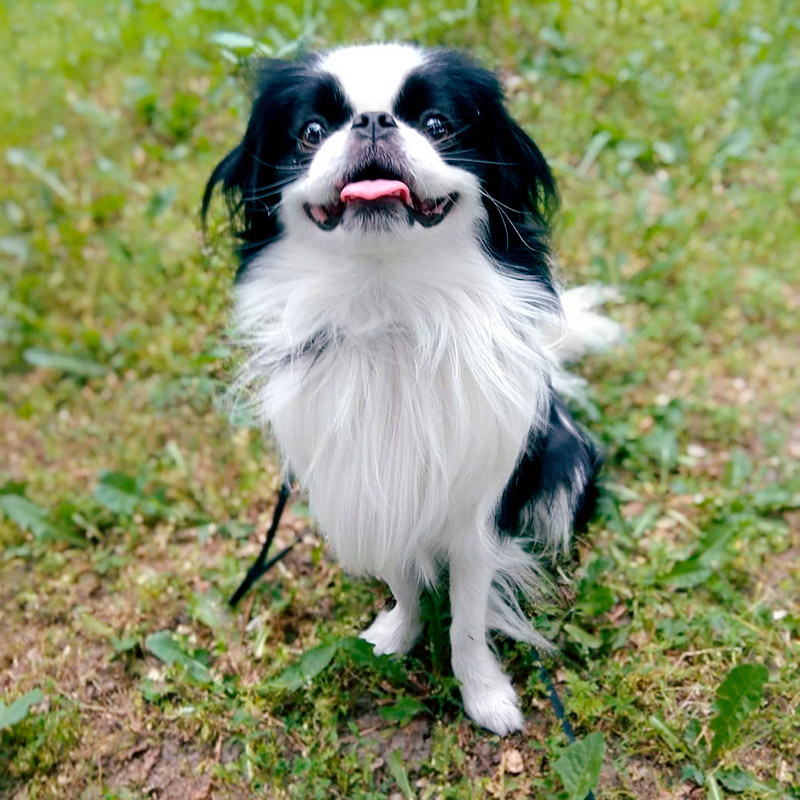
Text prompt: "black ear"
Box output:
[[477, 104, 558, 280], [463, 68, 557, 281], [201, 59, 312, 266], [485, 106, 557, 233], [201, 143, 244, 231], [424, 49, 557, 270]]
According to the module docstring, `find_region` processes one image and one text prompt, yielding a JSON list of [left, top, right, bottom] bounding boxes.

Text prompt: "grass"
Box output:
[[1, 0, 799, 797]]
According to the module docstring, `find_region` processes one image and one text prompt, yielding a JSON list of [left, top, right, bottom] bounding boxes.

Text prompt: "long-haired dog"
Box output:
[[204, 43, 621, 735]]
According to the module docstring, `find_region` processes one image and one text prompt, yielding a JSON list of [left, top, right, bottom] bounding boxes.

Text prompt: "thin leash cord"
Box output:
[[229, 483, 595, 798], [532, 647, 597, 800], [532, 647, 577, 740], [228, 479, 294, 608]]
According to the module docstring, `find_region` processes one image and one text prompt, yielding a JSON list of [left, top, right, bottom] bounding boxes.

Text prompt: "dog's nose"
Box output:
[[351, 111, 398, 142]]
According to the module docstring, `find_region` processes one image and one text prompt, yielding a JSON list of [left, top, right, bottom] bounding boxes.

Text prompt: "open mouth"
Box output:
[[304, 165, 458, 231]]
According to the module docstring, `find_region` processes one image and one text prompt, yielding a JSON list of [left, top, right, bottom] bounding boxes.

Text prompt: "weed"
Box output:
[[1, 0, 798, 797]]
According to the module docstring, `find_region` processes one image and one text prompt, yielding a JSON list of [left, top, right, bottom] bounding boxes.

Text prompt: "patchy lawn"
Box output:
[[1, 0, 798, 798]]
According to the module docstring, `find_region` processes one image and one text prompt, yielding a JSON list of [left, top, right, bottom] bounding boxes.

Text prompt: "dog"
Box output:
[[203, 43, 621, 735]]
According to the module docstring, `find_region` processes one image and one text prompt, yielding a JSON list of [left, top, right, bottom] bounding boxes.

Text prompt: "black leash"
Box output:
[[228, 479, 295, 608], [229, 484, 595, 798], [532, 647, 596, 799]]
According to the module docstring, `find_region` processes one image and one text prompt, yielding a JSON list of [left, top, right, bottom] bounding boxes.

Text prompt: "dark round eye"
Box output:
[[422, 113, 450, 141], [301, 120, 326, 147]]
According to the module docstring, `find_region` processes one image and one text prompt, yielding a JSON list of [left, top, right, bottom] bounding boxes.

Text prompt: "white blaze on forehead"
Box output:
[[319, 43, 425, 116]]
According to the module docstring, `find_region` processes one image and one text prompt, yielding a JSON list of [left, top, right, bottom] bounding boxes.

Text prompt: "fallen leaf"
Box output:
[[122, 741, 149, 761], [190, 776, 214, 800], [504, 748, 524, 774], [140, 746, 160, 781]]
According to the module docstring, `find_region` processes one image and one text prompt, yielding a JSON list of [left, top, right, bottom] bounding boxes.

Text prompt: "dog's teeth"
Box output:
[[417, 197, 448, 217], [309, 205, 328, 224]]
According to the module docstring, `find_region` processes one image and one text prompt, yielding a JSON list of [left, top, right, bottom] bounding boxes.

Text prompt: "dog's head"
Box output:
[[204, 43, 556, 270]]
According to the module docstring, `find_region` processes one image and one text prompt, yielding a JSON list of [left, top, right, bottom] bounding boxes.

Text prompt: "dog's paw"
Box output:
[[461, 676, 524, 736], [360, 607, 422, 656]]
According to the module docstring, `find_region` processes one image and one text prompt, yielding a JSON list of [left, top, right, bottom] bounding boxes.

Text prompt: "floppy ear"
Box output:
[[426, 49, 556, 243], [457, 66, 557, 278], [201, 143, 246, 232], [484, 107, 557, 232], [202, 59, 308, 265]]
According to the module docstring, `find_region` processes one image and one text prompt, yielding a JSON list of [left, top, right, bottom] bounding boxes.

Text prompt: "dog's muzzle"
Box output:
[[303, 119, 459, 231]]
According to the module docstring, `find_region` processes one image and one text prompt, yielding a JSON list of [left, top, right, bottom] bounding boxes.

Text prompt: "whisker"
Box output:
[[487, 192, 511, 249], [479, 189, 529, 216], [237, 226, 288, 251], [447, 156, 522, 167], [437, 120, 474, 143], [242, 147, 306, 172], [480, 190, 542, 253], [242, 176, 299, 201]]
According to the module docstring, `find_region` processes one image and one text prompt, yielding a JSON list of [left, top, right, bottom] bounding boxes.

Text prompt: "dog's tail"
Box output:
[[543, 285, 625, 402], [551, 285, 625, 363]]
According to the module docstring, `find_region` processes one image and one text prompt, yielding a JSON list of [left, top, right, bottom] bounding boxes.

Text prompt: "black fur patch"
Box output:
[[496, 396, 601, 537], [396, 49, 558, 288], [202, 56, 352, 278], [204, 48, 557, 293]]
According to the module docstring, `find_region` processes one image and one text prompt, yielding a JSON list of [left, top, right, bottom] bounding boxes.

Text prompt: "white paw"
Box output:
[[461, 676, 524, 736], [360, 607, 422, 656]]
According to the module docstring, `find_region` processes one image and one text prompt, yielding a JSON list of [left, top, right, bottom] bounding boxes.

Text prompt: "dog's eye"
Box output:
[[422, 113, 450, 141], [301, 120, 326, 147]]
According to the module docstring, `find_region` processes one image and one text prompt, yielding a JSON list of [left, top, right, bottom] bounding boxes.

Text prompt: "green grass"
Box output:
[[1, 0, 799, 797]]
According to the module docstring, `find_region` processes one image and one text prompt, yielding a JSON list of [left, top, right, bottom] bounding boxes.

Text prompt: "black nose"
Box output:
[[351, 111, 398, 143]]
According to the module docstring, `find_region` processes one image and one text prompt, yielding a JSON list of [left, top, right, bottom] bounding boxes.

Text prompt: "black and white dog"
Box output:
[[204, 43, 620, 735]]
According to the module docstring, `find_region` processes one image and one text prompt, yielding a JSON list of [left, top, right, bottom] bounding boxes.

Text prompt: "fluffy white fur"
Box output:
[[226, 44, 622, 736], [235, 234, 562, 734]]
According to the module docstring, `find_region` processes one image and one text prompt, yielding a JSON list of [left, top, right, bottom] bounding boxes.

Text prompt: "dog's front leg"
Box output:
[[449, 542, 524, 736], [360, 567, 423, 656]]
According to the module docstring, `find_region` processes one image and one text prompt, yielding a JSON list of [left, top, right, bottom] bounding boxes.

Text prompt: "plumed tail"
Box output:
[[542, 284, 624, 407], [548, 285, 625, 364]]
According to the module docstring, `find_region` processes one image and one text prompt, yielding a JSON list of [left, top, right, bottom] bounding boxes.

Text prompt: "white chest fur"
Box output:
[[233, 237, 556, 581]]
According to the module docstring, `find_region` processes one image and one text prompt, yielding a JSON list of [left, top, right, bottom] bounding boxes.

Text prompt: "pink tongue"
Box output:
[[340, 179, 411, 205]]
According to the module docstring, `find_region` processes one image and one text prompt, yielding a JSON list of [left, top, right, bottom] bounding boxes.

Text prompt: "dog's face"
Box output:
[[205, 44, 555, 267], [287, 45, 472, 238]]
